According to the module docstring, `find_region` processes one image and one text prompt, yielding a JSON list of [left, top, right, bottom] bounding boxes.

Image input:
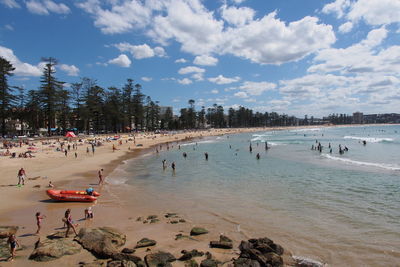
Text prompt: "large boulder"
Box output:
[[236, 238, 285, 267], [29, 236, 81, 261], [144, 251, 176, 267], [135, 238, 156, 248], [178, 249, 204, 261], [190, 227, 208, 236], [75, 227, 126, 259], [200, 258, 218, 267], [107, 260, 136, 267], [0, 226, 18, 238]]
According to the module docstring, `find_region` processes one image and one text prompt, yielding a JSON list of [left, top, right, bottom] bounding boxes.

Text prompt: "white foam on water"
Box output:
[[180, 140, 217, 146], [107, 176, 129, 185], [344, 136, 394, 143], [322, 154, 400, 171], [291, 128, 323, 132]]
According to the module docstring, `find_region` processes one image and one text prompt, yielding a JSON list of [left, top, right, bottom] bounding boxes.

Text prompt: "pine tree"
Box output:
[[0, 57, 16, 137]]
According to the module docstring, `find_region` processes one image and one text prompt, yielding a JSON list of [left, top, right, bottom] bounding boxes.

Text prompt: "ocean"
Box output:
[[107, 125, 400, 266]]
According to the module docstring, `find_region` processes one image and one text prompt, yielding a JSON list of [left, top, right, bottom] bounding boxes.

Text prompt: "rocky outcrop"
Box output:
[[29, 235, 81, 261], [135, 238, 156, 248], [144, 251, 176, 267], [200, 258, 219, 267], [235, 238, 284, 267], [75, 227, 126, 259], [107, 260, 136, 267], [190, 227, 208, 236], [0, 226, 18, 238], [209, 235, 233, 249]]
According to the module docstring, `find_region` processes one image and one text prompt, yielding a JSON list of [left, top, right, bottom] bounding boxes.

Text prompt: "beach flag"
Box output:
[[65, 131, 77, 138]]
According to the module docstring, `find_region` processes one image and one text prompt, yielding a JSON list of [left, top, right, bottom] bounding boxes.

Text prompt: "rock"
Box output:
[[144, 251, 176, 267], [165, 213, 178, 218], [107, 260, 136, 267], [209, 235, 233, 249], [0, 238, 10, 259], [0, 226, 18, 238], [112, 253, 142, 263], [170, 220, 179, 224], [147, 215, 158, 220], [136, 217, 142, 222], [185, 259, 199, 267], [179, 219, 186, 223], [150, 219, 159, 224], [200, 258, 218, 267], [33, 185, 41, 188], [237, 238, 284, 267], [135, 238, 156, 248], [190, 227, 208, 236], [233, 258, 260, 267], [29, 237, 81, 261], [121, 248, 135, 254], [79, 260, 108, 266], [75, 227, 126, 259], [178, 249, 204, 261]]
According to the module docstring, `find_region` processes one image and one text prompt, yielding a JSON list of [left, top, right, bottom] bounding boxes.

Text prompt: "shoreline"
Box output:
[[0, 124, 398, 266]]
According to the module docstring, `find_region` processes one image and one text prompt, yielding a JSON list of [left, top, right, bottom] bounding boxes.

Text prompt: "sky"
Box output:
[[0, 0, 399, 117]]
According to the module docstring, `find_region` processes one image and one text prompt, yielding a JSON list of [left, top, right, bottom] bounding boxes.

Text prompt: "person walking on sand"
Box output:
[[7, 234, 19, 261], [35, 212, 46, 234], [86, 147, 89, 155], [64, 209, 78, 237], [17, 167, 26, 185], [98, 169, 104, 185]]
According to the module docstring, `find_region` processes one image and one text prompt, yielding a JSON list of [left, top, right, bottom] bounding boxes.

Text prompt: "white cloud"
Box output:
[[338, 21, 353, 33], [208, 74, 240, 84], [191, 72, 204, 81], [114, 42, 165, 59], [178, 66, 205, 75], [26, 0, 70, 15], [231, 0, 246, 4], [221, 4, 254, 26], [193, 55, 218, 66], [175, 58, 187, 63], [108, 54, 131, 67], [322, 0, 351, 19], [178, 78, 192, 85], [237, 81, 277, 96], [59, 64, 79, 76], [234, 91, 248, 98], [323, 0, 400, 32], [0, 46, 41, 76], [141, 76, 152, 82], [1, 0, 20, 8], [211, 89, 219, 94], [76, 0, 154, 34], [4, 24, 14, 31]]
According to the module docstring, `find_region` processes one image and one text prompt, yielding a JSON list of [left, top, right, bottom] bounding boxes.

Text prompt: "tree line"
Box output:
[[1, 56, 330, 137]]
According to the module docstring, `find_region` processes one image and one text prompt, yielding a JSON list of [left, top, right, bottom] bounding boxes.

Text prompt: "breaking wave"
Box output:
[[322, 154, 400, 171], [344, 136, 394, 143]]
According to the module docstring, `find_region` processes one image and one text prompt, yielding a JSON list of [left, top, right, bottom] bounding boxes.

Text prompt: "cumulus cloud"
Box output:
[[236, 81, 277, 96], [26, 0, 70, 15], [0, 46, 41, 76], [141, 76, 152, 82], [323, 0, 400, 32], [211, 89, 219, 94], [178, 66, 205, 75], [221, 4, 254, 26], [59, 64, 79, 76], [79, 0, 336, 65], [175, 58, 187, 63], [1, 0, 20, 8], [234, 91, 248, 98], [338, 21, 353, 33], [108, 54, 131, 67], [208, 74, 240, 84], [114, 42, 165, 59], [193, 55, 218, 66], [178, 78, 192, 85]]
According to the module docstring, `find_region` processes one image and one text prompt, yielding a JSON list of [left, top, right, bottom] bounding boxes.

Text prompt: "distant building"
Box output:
[[353, 112, 364, 124]]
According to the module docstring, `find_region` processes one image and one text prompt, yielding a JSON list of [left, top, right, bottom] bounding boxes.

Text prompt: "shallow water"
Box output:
[[108, 125, 400, 266]]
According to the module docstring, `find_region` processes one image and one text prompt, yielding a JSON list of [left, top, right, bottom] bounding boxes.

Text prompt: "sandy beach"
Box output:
[[0, 127, 285, 266]]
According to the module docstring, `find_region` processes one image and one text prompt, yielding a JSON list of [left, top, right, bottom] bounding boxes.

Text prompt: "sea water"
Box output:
[[109, 125, 400, 266]]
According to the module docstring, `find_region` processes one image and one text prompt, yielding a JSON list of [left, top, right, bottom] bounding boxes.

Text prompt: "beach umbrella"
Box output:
[[65, 131, 77, 138]]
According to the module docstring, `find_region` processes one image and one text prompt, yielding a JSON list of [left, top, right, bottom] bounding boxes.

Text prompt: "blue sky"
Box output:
[[1, 0, 399, 117]]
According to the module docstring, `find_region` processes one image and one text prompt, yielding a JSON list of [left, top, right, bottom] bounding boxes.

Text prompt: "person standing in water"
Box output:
[[265, 142, 269, 150], [204, 152, 209, 160], [249, 143, 252, 153], [171, 162, 176, 171], [162, 159, 167, 169], [256, 153, 260, 160]]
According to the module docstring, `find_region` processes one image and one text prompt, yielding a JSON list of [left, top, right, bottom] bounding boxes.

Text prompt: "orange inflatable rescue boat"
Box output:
[[46, 189, 100, 202]]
